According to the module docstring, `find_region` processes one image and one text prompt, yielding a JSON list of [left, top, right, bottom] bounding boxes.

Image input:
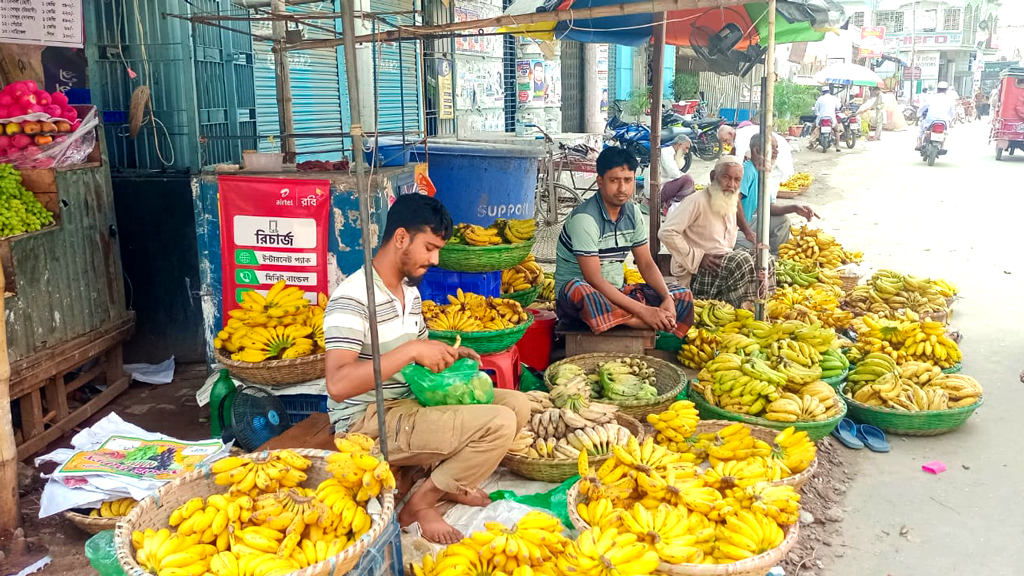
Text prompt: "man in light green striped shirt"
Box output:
[[324, 193, 530, 545]]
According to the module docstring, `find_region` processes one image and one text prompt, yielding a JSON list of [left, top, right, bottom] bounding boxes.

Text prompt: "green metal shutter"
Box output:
[[369, 0, 423, 136], [561, 40, 584, 132], [253, 3, 347, 160]]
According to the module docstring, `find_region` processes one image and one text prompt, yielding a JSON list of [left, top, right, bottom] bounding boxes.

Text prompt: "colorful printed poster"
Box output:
[[532, 59, 546, 101], [55, 436, 224, 481], [218, 176, 330, 315], [438, 58, 454, 119], [517, 60, 532, 103], [859, 26, 885, 57]]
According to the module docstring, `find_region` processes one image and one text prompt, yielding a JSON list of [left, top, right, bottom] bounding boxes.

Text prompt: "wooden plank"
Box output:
[[257, 412, 335, 452], [19, 389, 45, 439], [63, 363, 107, 395], [16, 375, 130, 461], [1, 241, 15, 299], [42, 377, 69, 420], [9, 315, 134, 399], [105, 344, 124, 386], [565, 333, 647, 356]]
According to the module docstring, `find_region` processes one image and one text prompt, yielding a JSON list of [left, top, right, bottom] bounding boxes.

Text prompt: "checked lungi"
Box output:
[[690, 249, 775, 308], [556, 280, 694, 337]]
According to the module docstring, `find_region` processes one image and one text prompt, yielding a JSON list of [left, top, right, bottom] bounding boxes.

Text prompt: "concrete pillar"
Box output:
[[584, 44, 603, 133]]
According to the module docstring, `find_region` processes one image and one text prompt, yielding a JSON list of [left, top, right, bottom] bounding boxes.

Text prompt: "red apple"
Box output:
[[11, 134, 31, 149], [34, 91, 51, 106], [61, 106, 77, 121], [0, 94, 13, 107], [43, 105, 62, 118], [25, 104, 43, 114], [7, 105, 24, 117], [18, 93, 37, 107], [51, 91, 69, 106], [23, 80, 38, 92], [0, 135, 10, 148], [0, 107, 8, 119]]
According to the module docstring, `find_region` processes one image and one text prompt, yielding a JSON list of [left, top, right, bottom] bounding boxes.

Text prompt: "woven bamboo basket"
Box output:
[[544, 354, 685, 420], [429, 314, 533, 354], [919, 309, 948, 325], [501, 413, 644, 483], [64, 509, 118, 535], [438, 240, 536, 273], [567, 479, 799, 576], [692, 420, 817, 491], [114, 449, 395, 576], [501, 284, 542, 307], [839, 272, 860, 294], [840, 392, 983, 436], [217, 350, 325, 386], [688, 382, 846, 442]]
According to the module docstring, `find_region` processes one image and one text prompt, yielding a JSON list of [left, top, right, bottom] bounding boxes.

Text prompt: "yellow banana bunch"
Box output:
[[424, 290, 530, 332], [646, 400, 700, 450], [131, 528, 217, 576], [459, 223, 505, 246], [779, 172, 813, 192], [713, 509, 785, 562], [677, 326, 720, 370], [216, 280, 326, 361], [556, 527, 661, 576], [210, 450, 310, 496], [778, 225, 861, 269], [694, 299, 748, 329], [618, 503, 704, 564], [467, 511, 568, 573], [538, 274, 555, 301], [575, 498, 623, 530], [500, 218, 537, 243], [771, 426, 816, 474], [325, 435, 395, 502], [92, 497, 137, 518], [502, 255, 544, 294]]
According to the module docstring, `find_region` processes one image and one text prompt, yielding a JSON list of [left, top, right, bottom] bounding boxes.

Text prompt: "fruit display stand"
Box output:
[[2, 128, 135, 460]]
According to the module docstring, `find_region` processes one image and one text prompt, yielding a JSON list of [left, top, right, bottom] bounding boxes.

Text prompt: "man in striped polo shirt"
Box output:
[[323, 193, 530, 544], [555, 147, 694, 337]]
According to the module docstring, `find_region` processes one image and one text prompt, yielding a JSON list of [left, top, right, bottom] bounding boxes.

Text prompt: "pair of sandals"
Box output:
[[832, 418, 890, 452]]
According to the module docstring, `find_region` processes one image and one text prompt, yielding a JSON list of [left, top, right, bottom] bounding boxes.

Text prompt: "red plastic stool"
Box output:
[[479, 345, 522, 390]]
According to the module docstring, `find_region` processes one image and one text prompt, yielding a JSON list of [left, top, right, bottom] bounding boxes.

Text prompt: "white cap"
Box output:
[[937, 81, 949, 89], [821, 86, 830, 93]]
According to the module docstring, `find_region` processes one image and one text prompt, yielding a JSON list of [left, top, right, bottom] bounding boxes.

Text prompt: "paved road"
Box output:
[[792, 122, 1024, 575]]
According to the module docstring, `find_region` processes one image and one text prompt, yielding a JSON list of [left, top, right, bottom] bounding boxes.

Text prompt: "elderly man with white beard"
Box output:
[[658, 155, 776, 309]]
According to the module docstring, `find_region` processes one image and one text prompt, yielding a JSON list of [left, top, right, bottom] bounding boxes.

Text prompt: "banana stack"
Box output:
[[597, 357, 659, 400], [449, 218, 536, 246], [129, 440, 395, 576], [538, 273, 555, 301], [844, 269, 950, 317], [499, 218, 537, 243], [90, 498, 138, 518], [778, 225, 862, 269], [623, 264, 645, 285], [820, 348, 850, 379], [423, 289, 530, 332], [931, 278, 958, 298], [767, 284, 853, 330], [845, 370, 981, 411], [775, 259, 820, 287], [215, 280, 326, 362], [502, 255, 544, 294], [764, 384, 840, 423], [851, 311, 962, 368], [646, 400, 701, 451], [510, 388, 632, 461], [677, 327, 721, 370], [778, 172, 813, 192], [691, 353, 784, 417], [694, 299, 752, 329]]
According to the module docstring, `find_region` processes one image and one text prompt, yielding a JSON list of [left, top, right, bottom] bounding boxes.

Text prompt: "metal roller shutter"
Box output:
[[561, 40, 584, 132], [369, 0, 423, 136]]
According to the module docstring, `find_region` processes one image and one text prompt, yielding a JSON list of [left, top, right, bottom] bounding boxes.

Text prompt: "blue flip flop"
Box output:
[[856, 424, 891, 453], [831, 418, 864, 449]]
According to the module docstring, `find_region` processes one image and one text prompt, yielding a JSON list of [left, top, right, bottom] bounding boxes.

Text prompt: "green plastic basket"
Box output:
[[429, 314, 534, 354], [502, 284, 541, 307], [821, 367, 849, 389], [841, 393, 982, 436], [655, 331, 685, 352], [686, 381, 846, 441], [942, 362, 962, 374], [438, 240, 536, 273]]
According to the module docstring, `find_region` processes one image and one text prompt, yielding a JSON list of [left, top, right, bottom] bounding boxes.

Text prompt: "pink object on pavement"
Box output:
[[922, 461, 947, 474]]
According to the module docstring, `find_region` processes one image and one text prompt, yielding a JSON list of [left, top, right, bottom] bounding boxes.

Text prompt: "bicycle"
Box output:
[[528, 123, 594, 226]]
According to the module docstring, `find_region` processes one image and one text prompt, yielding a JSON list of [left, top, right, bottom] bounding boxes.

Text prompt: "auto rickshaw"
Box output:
[[990, 67, 1024, 161]]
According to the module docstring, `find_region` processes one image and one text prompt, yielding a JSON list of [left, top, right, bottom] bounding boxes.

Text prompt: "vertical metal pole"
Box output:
[[271, 0, 296, 162], [341, 2, 389, 459], [910, 0, 918, 98], [648, 13, 666, 256], [755, 0, 777, 321]]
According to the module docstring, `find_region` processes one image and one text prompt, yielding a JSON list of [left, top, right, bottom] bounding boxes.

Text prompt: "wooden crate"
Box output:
[[9, 315, 134, 459]]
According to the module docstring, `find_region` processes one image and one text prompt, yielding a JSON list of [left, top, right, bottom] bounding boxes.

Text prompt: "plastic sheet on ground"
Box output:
[[123, 356, 176, 384], [33, 413, 230, 517]]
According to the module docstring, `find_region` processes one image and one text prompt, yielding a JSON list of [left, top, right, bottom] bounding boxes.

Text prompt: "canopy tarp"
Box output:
[[498, 0, 843, 47]]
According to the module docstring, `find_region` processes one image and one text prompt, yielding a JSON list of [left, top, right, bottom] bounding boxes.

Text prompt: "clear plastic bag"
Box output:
[[402, 358, 495, 407]]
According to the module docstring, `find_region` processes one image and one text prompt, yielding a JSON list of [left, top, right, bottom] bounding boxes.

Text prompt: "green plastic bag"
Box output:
[[518, 364, 548, 393], [489, 475, 578, 529], [402, 358, 495, 407]]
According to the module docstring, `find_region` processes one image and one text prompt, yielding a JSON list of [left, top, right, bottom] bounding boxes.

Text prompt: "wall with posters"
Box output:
[[453, 0, 505, 132], [516, 39, 562, 134]]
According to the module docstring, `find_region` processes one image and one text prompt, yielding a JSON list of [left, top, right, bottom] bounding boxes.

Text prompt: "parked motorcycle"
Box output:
[[605, 102, 692, 170], [838, 110, 860, 149], [920, 120, 948, 166], [811, 116, 836, 152]]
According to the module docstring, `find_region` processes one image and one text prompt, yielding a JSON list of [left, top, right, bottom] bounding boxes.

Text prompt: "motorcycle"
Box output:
[[920, 120, 948, 166], [604, 102, 693, 170], [811, 116, 836, 152], [838, 110, 860, 149], [903, 103, 920, 126]]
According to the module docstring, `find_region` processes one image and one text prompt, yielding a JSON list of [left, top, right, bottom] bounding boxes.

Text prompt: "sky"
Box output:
[[1001, 3, 1024, 26]]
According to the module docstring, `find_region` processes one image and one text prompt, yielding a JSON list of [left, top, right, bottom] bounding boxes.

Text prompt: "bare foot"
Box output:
[[395, 467, 428, 502], [399, 505, 462, 544], [443, 488, 491, 507]]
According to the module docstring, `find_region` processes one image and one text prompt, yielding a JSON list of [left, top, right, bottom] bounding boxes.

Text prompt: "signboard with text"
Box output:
[[218, 176, 330, 316], [884, 32, 963, 52], [859, 26, 885, 57], [0, 0, 83, 48]]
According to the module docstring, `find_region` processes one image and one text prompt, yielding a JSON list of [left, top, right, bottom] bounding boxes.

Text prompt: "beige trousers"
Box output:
[[348, 389, 531, 495]]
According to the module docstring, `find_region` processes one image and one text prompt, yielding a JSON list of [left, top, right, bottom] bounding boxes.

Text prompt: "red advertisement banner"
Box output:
[[859, 26, 885, 57], [218, 176, 330, 317]]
